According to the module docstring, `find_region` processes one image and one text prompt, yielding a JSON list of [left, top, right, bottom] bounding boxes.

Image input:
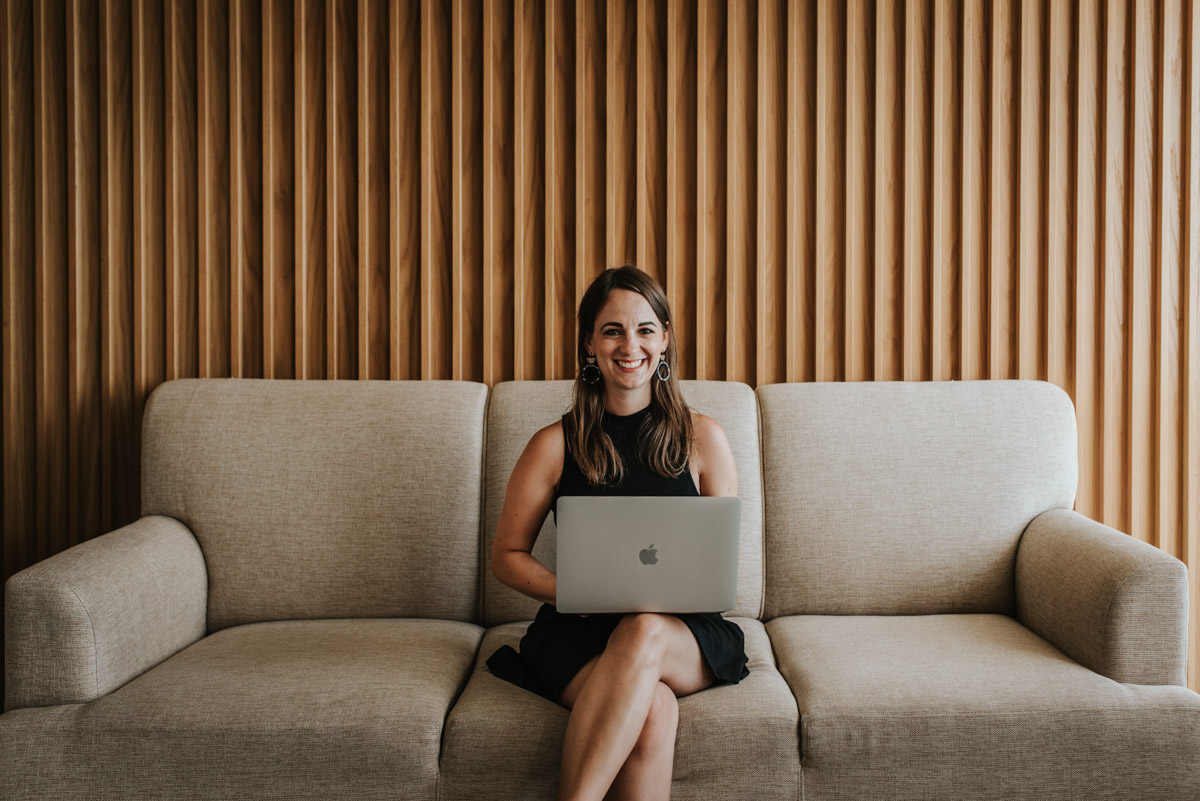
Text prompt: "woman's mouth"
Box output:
[[615, 358, 646, 372]]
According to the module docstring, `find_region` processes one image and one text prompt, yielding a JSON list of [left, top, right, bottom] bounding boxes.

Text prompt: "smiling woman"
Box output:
[[487, 266, 745, 801]]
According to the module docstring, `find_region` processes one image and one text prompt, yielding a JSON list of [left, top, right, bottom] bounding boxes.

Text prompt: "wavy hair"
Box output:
[[567, 266, 694, 486]]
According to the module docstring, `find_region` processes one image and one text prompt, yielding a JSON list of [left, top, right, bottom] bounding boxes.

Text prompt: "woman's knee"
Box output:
[[608, 613, 670, 668], [631, 682, 679, 758]]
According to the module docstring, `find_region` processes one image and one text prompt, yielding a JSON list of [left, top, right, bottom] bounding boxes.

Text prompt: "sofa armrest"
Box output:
[[1015, 508, 1188, 686], [4, 515, 207, 711]]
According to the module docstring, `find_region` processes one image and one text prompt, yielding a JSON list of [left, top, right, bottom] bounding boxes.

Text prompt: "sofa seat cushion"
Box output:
[[0, 619, 483, 801], [768, 614, 1200, 801], [439, 618, 799, 801]]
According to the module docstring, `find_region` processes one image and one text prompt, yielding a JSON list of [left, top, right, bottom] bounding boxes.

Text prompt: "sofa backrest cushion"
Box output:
[[482, 380, 764, 625], [758, 380, 1077, 618], [142, 379, 489, 630]]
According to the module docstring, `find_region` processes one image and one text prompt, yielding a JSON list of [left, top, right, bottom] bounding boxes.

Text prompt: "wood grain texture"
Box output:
[[903, 0, 931, 381], [358, 0, 387, 379], [390, 0, 420, 380], [666, 0, 695, 378], [756, 0, 785, 387], [483, 0, 514, 386], [1047, 0, 1074, 395], [263, 0, 294, 378], [34, 0, 68, 557], [101, 0, 136, 531], [726, 0, 755, 385], [1018, 0, 1047, 381], [295, 0, 326, 379], [845, 0, 871, 383], [3, 0, 37, 570], [815, 0, 844, 383], [198, 0, 231, 380], [165, 0, 199, 381], [68, 0, 102, 546], [231, 0, 263, 380], [637, 0, 666, 289], [452, 0, 482, 382], [421, 0, 451, 379], [961, 0, 987, 382], [931, 0, 960, 382], [606, 0, 635, 269], [326, 0, 357, 380], [545, 0, 574, 379], [695, 0, 725, 379], [514, 0, 544, 380], [576, 0, 606, 300], [990, 0, 1017, 381], [873, 0, 901, 381], [1186, 0, 1200, 689]]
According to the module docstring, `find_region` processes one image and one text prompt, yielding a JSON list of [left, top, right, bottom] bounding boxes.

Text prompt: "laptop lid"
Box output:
[[555, 496, 741, 614]]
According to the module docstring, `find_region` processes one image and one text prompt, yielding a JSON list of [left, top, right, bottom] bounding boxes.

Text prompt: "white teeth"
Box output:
[[616, 359, 645, 369]]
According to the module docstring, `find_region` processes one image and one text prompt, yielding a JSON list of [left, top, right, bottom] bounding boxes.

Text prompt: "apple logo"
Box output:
[[639, 544, 658, 566]]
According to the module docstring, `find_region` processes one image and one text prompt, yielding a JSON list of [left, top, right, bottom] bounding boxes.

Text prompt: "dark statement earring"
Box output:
[[656, 353, 671, 382], [582, 355, 603, 384]]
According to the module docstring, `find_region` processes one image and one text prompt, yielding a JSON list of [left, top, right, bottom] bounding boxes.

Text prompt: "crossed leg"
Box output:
[[556, 613, 716, 801]]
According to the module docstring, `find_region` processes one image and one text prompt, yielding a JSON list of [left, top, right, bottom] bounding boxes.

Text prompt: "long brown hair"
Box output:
[[567, 266, 694, 486]]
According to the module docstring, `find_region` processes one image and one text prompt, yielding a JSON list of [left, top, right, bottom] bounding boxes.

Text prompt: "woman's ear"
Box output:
[[584, 332, 593, 356]]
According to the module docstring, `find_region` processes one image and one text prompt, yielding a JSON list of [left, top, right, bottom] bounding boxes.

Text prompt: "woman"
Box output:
[[487, 266, 748, 801]]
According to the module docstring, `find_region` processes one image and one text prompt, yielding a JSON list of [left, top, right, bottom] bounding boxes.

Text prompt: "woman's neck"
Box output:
[[603, 387, 652, 417]]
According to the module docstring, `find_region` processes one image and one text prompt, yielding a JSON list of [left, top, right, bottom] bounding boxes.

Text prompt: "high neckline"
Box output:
[[602, 403, 652, 427]]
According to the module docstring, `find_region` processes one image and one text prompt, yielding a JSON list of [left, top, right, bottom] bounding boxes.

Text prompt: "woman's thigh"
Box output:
[[558, 614, 714, 707]]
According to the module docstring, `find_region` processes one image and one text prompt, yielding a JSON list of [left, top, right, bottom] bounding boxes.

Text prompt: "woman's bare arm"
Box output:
[[491, 421, 565, 606], [691, 413, 738, 498]]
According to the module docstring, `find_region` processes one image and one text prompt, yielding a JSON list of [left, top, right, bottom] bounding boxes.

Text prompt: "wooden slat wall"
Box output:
[[1, 0, 1198, 693]]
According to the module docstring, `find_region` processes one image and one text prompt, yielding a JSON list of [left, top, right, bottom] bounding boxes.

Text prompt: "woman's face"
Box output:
[[585, 288, 670, 392]]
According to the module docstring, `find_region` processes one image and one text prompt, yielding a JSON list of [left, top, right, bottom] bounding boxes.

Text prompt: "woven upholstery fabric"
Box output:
[[1016, 508, 1189, 686], [481, 380, 765, 625], [142, 379, 488, 629], [0, 619, 483, 800], [769, 614, 1200, 801], [440, 618, 798, 801], [4, 516, 206, 711], [757, 380, 1077, 617]]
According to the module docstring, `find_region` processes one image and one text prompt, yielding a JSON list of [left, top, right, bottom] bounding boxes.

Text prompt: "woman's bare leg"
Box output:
[[602, 682, 678, 801], [556, 614, 714, 801]]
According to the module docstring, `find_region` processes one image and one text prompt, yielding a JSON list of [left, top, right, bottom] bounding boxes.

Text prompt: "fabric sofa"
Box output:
[[2, 378, 1198, 800]]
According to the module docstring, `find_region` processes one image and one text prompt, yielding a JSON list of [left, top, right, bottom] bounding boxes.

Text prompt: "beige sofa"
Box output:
[[2, 378, 1198, 800]]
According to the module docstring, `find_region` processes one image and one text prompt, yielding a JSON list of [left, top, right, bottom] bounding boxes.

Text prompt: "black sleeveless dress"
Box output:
[[486, 404, 750, 704]]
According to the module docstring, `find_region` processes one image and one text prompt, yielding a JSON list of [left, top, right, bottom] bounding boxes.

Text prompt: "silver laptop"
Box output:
[[555, 496, 741, 614]]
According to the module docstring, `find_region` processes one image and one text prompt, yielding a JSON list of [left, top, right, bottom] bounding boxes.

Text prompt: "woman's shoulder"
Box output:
[[689, 411, 727, 446], [688, 411, 736, 494], [517, 418, 567, 481]]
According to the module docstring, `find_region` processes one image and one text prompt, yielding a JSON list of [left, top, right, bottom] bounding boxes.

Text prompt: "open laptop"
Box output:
[[554, 496, 741, 614]]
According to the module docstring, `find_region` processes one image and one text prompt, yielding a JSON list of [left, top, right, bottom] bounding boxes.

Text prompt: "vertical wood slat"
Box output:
[[961, 0, 987, 382], [3, 0, 36, 570], [726, 0, 755, 385], [452, 0, 482, 382], [358, 0, 387, 379], [756, 0, 785, 388], [390, 0, 419, 380], [695, 0, 725, 380], [231, 0, 263, 380], [1075, 0, 1102, 522], [295, 0, 325, 379], [636, 0, 666, 289], [1018, 0, 1046, 381], [874, 0, 901, 382], [815, 0, 844, 384], [326, 0, 356, 380], [1186, 0, 1200, 690], [34, 0, 67, 557], [845, 0, 871, 383], [1103, 0, 1131, 535], [421, 0, 450, 380], [198, 0, 230, 380], [263, 0, 294, 378], [1159, 0, 1184, 559], [545, 0, 574, 379], [1131, 0, 1156, 545], [665, 0, 695, 378], [990, 0, 1017, 381], [514, 0, 544, 380], [606, 0, 635, 269], [1047, 0, 1074, 395], [931, 0, 960, 382], [68, 0, 101, 546], [482, 0, 513, 386], [576, 0, 605, 305], [101, 0, 135, 530], [904, 0, 931, 381]]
